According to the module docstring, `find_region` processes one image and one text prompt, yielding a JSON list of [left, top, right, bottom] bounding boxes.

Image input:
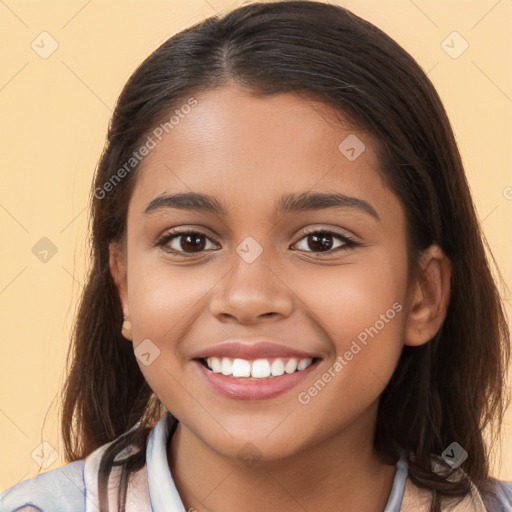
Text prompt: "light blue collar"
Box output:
[[146, 412, 186, 511]]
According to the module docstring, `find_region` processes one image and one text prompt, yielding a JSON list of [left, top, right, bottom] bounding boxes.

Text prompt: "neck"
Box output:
[[167, 404, 397, 512]]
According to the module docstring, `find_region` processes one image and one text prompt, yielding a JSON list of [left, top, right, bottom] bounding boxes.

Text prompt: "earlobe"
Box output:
[[109, 241, 132, 340], [121, 318, 133, 341], [403, 244, 451, 347]]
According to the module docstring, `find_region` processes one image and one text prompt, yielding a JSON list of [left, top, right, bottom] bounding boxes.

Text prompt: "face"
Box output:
[[110, 85, 440, 463]]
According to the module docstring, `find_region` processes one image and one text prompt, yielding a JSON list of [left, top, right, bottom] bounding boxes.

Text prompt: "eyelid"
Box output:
[[293, 225, 357, 243]]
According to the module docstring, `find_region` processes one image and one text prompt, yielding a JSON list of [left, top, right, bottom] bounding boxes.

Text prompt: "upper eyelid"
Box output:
[[158, 226, 354, 240]]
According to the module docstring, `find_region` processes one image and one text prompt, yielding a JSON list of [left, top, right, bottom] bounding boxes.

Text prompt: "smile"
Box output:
[[193, 356, 322, 400]]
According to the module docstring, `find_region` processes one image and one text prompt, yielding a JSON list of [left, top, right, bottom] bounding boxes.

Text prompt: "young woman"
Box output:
[[1, 1, 511, 511]]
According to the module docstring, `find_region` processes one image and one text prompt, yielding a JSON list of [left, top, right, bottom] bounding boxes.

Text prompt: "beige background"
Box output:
[[0, 0, 511, 492]]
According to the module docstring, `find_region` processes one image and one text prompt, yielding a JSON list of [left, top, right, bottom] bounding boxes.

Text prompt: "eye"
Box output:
[[156, 230, 218, 256], [292, 228, 358, 254]]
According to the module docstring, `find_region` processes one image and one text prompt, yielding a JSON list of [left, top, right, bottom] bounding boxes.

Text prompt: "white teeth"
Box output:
[[232, 358, 251, 377], [251, 359, 271, 378], [284, 358, 298, 374], [221, 358, 232, 375], [210, 357, 222, 373], [297, 359, 310, 371], [204, 357, 314, 378], [271, 358, 285, 376]]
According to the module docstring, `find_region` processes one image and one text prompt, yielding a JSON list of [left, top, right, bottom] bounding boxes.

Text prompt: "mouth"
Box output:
[[192, 356, 323, 400]]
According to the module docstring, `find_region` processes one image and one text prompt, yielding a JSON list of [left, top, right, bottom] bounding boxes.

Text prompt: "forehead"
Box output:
[[129, 85, 393, 218]]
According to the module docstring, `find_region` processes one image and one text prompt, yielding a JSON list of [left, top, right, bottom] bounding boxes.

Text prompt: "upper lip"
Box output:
[[191, 341, 321, 361]]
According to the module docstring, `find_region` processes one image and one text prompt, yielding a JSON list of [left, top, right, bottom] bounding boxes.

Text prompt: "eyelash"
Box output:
[[155, 228, 359, 257]]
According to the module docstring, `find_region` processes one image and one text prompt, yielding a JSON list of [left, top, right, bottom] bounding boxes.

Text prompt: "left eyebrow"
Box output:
[[143, 191, 380, 222], [277, 191, 380, 222]]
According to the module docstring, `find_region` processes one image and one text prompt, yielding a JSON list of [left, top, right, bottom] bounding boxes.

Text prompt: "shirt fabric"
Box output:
[[1, 412, 511, 511]]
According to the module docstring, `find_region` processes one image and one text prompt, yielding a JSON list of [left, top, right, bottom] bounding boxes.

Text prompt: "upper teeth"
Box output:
[[205, 357, 314, 378]]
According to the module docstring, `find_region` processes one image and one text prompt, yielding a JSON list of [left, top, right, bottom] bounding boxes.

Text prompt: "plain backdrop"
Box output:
[[0, 0, 511, 492]]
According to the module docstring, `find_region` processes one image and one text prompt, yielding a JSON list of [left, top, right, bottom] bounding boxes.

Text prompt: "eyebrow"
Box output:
[[143, 191, 380, 221]]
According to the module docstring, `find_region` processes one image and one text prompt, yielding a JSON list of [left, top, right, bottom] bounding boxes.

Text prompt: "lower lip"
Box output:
[[193, 359, 321, 401]]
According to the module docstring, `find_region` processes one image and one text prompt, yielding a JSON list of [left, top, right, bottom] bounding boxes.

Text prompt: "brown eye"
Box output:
[[157, 230, 217, 255], [306, 233, 335, 252], [293, 229, 358, 254], [179, 233, 206, 252]]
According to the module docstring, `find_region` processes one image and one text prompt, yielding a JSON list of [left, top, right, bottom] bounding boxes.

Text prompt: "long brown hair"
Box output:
[[60, 1, 510, 510]]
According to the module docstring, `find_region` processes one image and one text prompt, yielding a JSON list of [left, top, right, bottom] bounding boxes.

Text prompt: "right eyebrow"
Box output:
[[143, 192, 225, 216]]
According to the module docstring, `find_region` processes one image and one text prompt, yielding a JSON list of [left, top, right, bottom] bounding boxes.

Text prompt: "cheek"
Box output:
[[293, 254, 407, 402], [300, 254, 406, 344], [125, 249, 224, 398], [126, 250, 214, 341]]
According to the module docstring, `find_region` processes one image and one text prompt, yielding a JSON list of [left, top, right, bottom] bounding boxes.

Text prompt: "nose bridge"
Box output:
[[209, 233, 294, 322]]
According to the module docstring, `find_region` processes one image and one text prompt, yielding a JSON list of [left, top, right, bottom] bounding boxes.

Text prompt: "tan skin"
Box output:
[[109, 84, 451, 511]]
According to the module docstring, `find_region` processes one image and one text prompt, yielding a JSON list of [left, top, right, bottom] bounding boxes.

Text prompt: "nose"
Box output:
[[209, 251, 294, 324]]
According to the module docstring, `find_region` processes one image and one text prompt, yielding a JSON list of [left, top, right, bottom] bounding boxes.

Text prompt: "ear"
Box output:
[[404, 244, 452, 347], [109, 240, 130, 321]]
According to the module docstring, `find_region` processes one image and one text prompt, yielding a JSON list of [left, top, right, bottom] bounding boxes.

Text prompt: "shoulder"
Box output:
[[0, 460, 85, 512], [486, 479, 512, 511]]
